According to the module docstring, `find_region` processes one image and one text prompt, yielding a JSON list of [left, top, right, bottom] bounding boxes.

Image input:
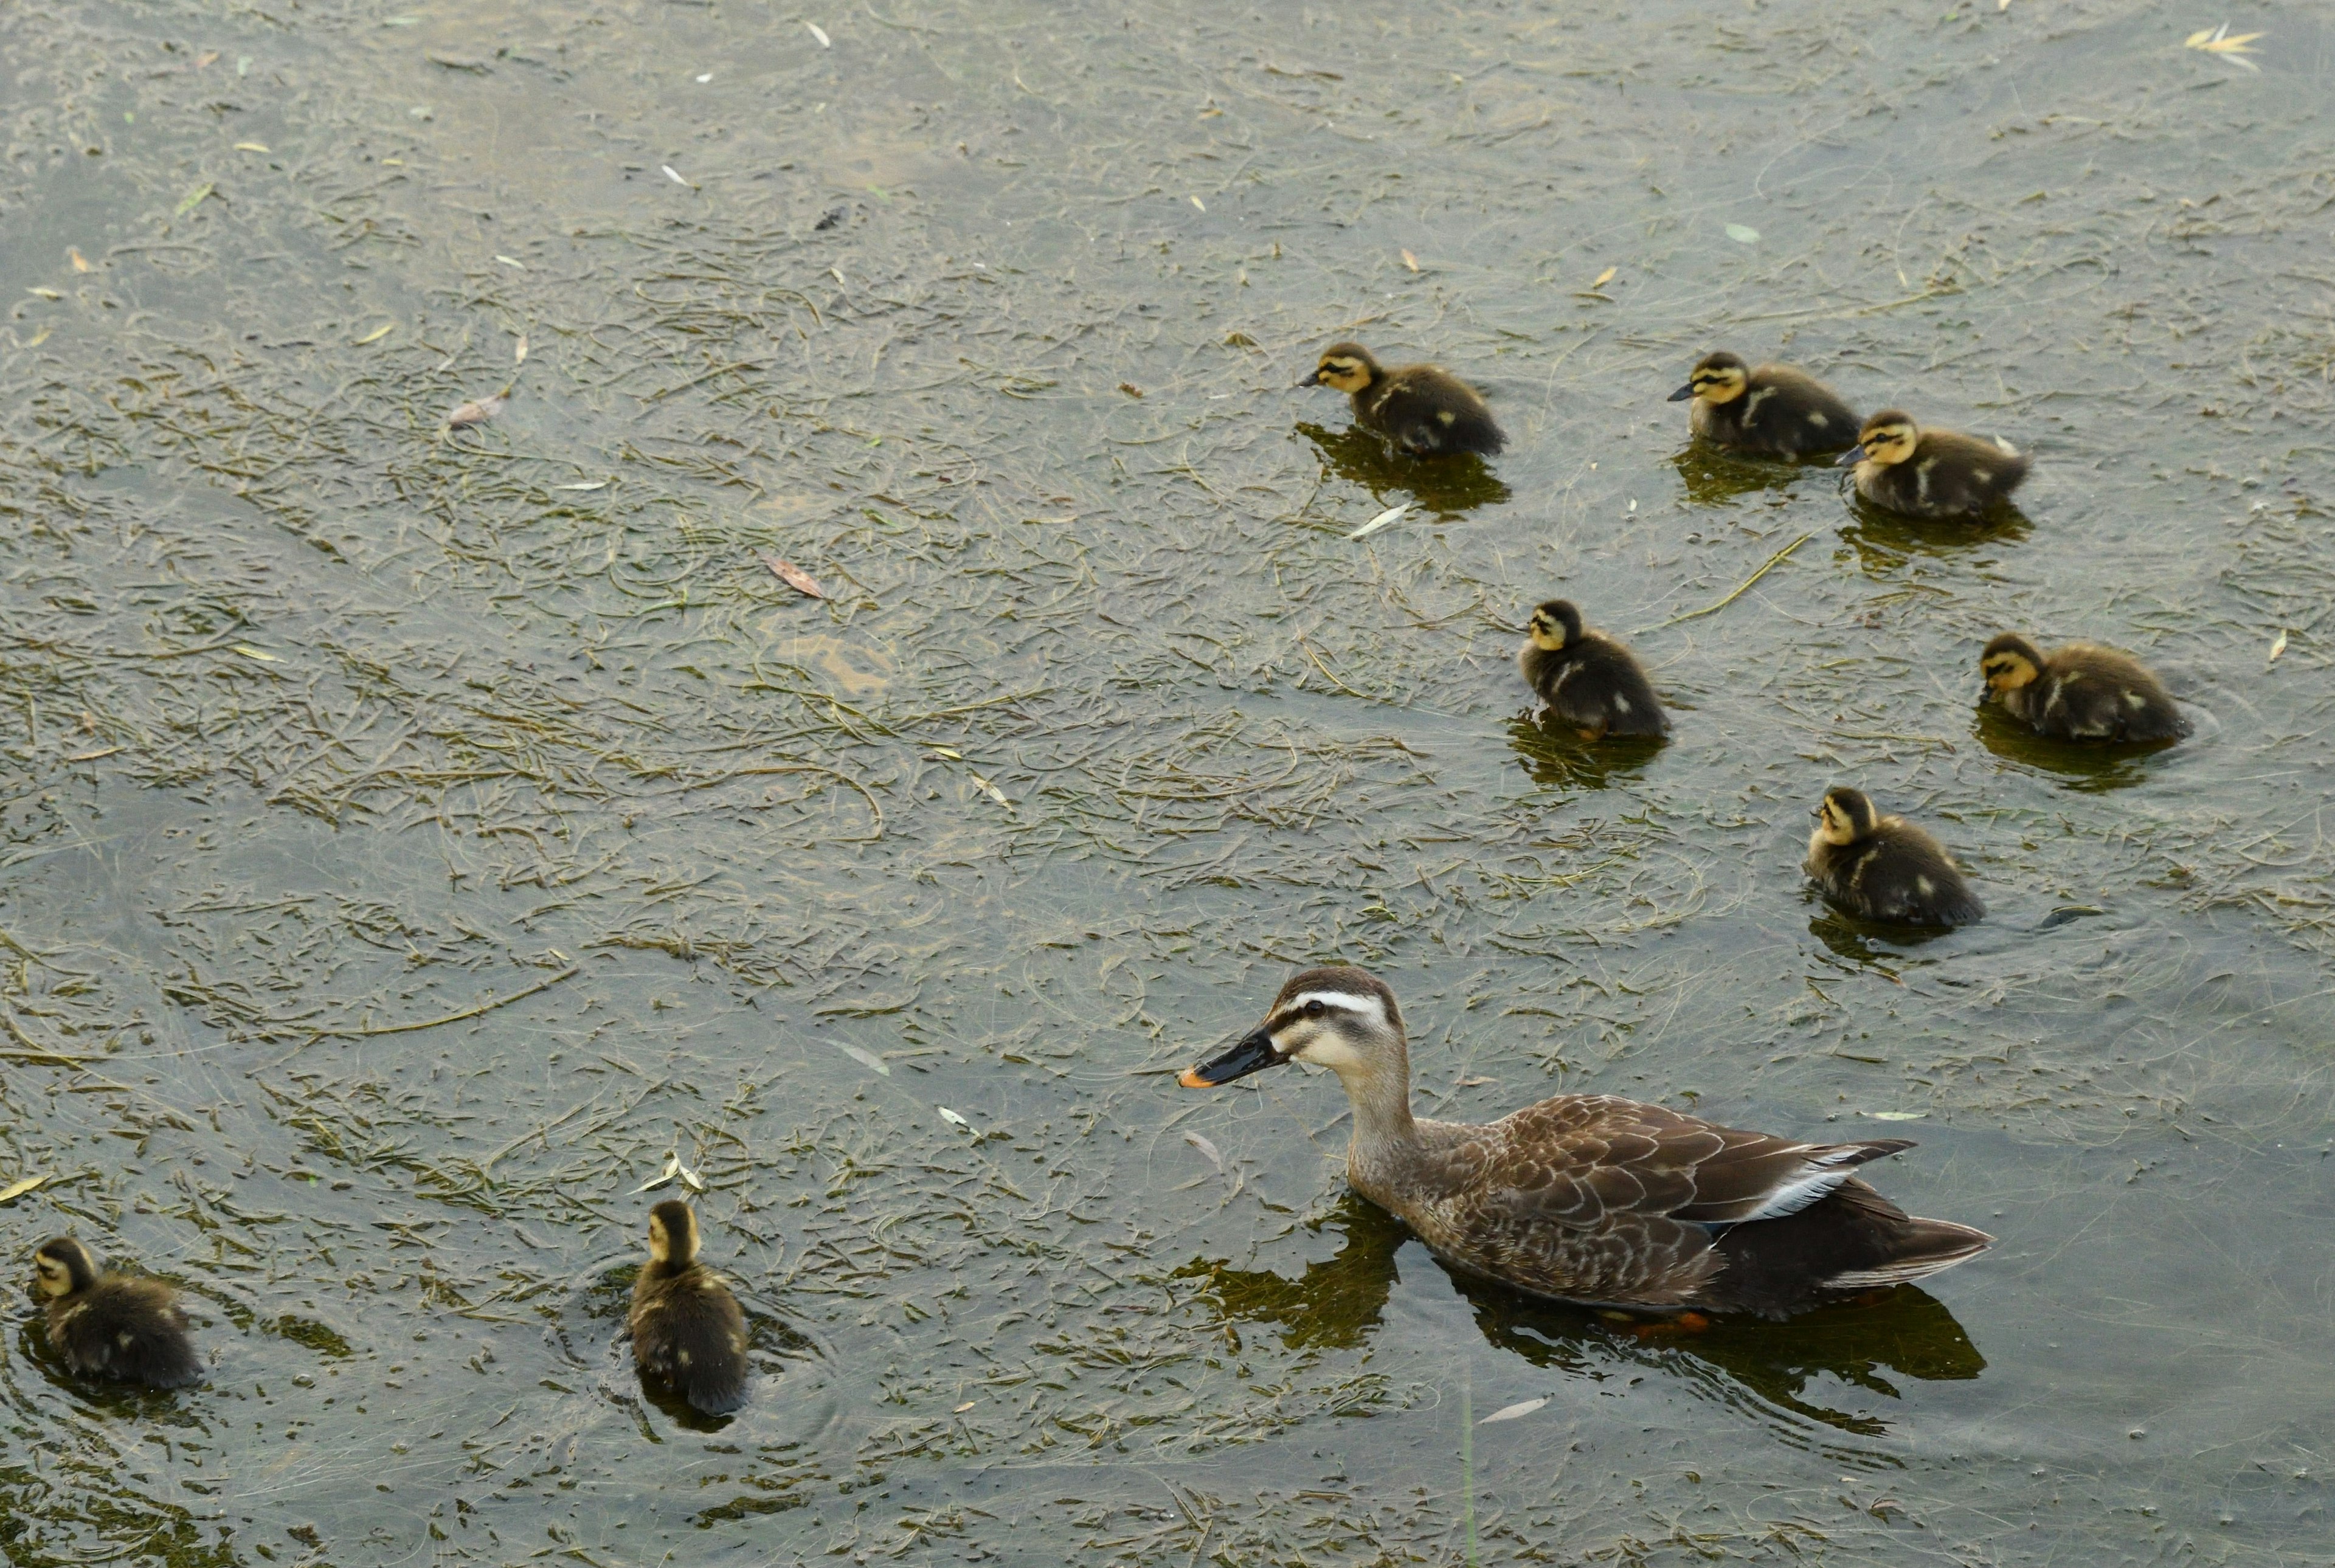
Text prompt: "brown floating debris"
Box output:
[[1118, 382, 1144, 398], [759, 553, 825, 598], [69, 248, 92, 272], [1401, 249, 1420, 272], [446, 392, 508, 427]]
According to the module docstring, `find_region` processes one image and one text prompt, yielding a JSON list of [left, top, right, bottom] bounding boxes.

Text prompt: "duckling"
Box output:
[[1667, 350, 1858, 458], [629, 1200, 750, 1415], [29, 1237, 202, 1388], [1517, 599, 1669, 739], [1180, 966, 1992, 1320], [1301, 341, 1504, 457], [1980, 634, 2187, 742], [1838, 409, 2029, 520], [1805, 786, 1984, 927]]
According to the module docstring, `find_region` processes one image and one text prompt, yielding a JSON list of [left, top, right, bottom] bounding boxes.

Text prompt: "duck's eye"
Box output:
[[1303, 1000, 1326, 1019]]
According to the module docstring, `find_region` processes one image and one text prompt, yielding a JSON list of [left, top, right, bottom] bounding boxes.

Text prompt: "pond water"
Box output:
[[4, 0, 2332, 1563]]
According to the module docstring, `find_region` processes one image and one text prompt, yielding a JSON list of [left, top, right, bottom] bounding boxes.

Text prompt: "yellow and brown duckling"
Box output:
[[1980, 634, 2186, 743], [1301, 341, 1504, 457], [1517, 600, 1669, 739], [1668, 350, 1858, 459], [1805, 786, 1984, 928], [629, 1200, 750, 1415], [29, 1236, 202, 1388], [1838, 410, 2029, 520]]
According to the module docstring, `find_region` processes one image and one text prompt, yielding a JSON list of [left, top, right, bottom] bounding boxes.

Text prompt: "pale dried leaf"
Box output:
[[662, 164, 691, 187], [837, 1041, 891, 1076], [806, 21, 831, 46], [553, 480, 609, 492], [1183, 1131, 1223, 1172], [196, 50, 219, 67], [354, 322, 394, 345], [1400, 249, 1419, 272], [1348, 502, 1411, 541], [0, 1173, 52, 1206], [972, 774, 1011, 809], [758, 553, 825, 598], [1591, 264, 1617, 288], [1189, 195, 1205, 212], [1479, 1397, 1548, 1425], [27, 287, 63, 300], [494, 254, 525, 269], [2267, 628, 2288, 665], [938, 1105, 974, 1130], [232, 645, 277, 661], [235, 140, 269, 152], [446, 393, 508, 428], [514, 334, 528, 364], [1868, 1111, 1927, 1121], [69, 248, 92, 272], [1724, 222, 1759, 244], [952, 1400, 975, 1414]]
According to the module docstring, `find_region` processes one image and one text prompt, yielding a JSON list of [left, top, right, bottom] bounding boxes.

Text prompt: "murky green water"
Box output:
[[4, 0, 2332, 1562]]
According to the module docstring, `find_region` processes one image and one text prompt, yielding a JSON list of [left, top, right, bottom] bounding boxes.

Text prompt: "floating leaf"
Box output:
[[513, 334, 528, 364], [937, 1106, 975, 1132], [552, 480, 609, 491], [196, 50, 219, 68], [696, 72, 713, 84], [1189, 195, 1206, 212], [232, 644, 277, 661], [1724, 223, 1759, 244], [26, 287, 62, 300], [631, 1153, 682, 1194], [676, 1155, 705, 1193], [354, 322, 394, 345], [1183, 1131, 1223, 1172], [2266, 627, 2287, 665], [806, 21, 831, 46], [662, 164, 691, 187], [927, 745, 962, 761], [1401, 249, 1420, 272], [970, 774, 1011, 809], [175, 182, 215, 217], [836, 1041, 890, 1076], [235, 140, 269, 152], [494, 254, 525, 270], [1348, 502, 1412, 541], [952, 1400, 975, 1414], [446, 393, 508, 428], [1479, 1397, 1548, 1425], [1868, 1111, 1928, 1121], [758, 553, 825, 598], [68, 248, 92, 272], [1591, 264, 1617, 288], [26, 326, 51, 347], [0, 1173, 52, 1206]]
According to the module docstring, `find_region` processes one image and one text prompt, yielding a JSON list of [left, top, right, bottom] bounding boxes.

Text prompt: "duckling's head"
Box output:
[[31, 1237, 97, 1302], [1180, 965, 1405, 1088], [1526, 599, 1583, 652], [1669, 351, 1748, 405], [1301, 342, 1380, 394], [646, 1201, 701, 1269], [1979, 634, 2043, 694], [1840, 411, 1919, 468], [1814, 786, 1880, 847]]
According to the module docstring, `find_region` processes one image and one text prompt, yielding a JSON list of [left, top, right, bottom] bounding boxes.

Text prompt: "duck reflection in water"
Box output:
[[1971, 701, 2178, 796], [1178, 1194, 1984, 1437], [1838, 492, 2031, 577], [1295, 421, 1512, 519], [1506, 714, 1665, 792]]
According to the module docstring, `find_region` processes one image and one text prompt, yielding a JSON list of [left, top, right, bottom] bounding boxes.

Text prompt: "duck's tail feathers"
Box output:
[[1824, 1215, 1993, 1290]]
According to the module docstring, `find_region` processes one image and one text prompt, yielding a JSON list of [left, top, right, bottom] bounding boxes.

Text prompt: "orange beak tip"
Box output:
[[1177, 1068, 1214, 1089]]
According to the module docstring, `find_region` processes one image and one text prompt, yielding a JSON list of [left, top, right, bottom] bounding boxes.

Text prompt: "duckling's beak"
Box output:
[[1834, 445, 1867, 467], [1296, 369, 1323, 389], [1178, 1027, 1284, 1088], [1666, 383, 1695, 402]]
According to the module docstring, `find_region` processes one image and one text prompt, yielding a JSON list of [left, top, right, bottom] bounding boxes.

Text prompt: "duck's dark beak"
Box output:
[[1666, 383, 1695, 402], [1834, 445, 1867, 467], [1178, 1027, 1283, 1088], [1296, 369, 1323, 388]]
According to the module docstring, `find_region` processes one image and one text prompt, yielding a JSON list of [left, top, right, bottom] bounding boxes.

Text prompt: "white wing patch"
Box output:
[[1739, 1148, 1869, 1223]]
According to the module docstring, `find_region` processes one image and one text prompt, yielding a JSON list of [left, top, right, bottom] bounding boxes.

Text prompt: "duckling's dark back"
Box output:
[[1695, 364, 1858, 458], [49, 1277, 202, 1387], [2029, 646, 2185, 742], [631, 1262, 750, 1414], [1521, 632, 1669, 737], [1809, 819, 1984, 927], [1359, 365, 1505, 457], [1860, 429, 2029, 520]]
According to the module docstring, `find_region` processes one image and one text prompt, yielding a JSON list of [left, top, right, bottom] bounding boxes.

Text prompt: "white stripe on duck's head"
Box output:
[[1180, 965, 1405, 1087]]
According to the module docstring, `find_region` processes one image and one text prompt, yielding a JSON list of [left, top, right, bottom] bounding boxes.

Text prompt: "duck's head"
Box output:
[[1979, 633, 2043, 696], [1180, 966, 1405, 1088], [1526, 598, 1582, 652], [1839, 410, 1918, 468], [646, 1200, 701, 1269], [1813, 786, 1880, 847], [30, 1237, 96, 1302], [1669, 350, 1748, 405], [1300, 342, 1380, 393]]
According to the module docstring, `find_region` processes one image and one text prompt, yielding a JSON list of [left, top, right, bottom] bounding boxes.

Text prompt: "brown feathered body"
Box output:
[[1805, 789, 1984, 928], [1307, 342, 1504, 457], [1180, 968, 1992, 1321], [1686, 362, 1858, 458], [1988, 639, 2185, 742], [32, 1239, 201, 1388], [1517, 623, 1669, 738], [1850, 426, 2029, 520], [630, 1202, 750, 1415]]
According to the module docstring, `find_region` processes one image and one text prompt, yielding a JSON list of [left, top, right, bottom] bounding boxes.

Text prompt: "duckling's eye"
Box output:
[[1303, 1000, 1326, 1019]]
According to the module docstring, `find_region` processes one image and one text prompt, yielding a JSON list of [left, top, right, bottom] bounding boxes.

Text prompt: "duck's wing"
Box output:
[[1479, 1094, 1913, 1229]]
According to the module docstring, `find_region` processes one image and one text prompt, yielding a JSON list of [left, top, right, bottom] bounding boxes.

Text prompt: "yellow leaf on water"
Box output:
[[69, 248, 92, 272], [0, 1174, 52, 1206], [953, 1401, 975, 1414], [196, 50, 219, 67], [232, 645, 277, 661], [2266, 628, 2288, 666], [354, 322, 394, 345], [235, 141, 270, 153], [1479, 1397, 1548, 1425], [513, 334, 528, 365], [1591, 265, 1617, 288], [174, 182, 214, 217], [27, 287, 62, 300], [26, 326, 50, 347], [806, 21, 831, 46], [1401, 249, 1420, 272], [1189, 195, 1205, 212]]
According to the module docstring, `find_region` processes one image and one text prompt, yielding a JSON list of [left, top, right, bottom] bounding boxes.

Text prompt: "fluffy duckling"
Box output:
[[1981, 634, 2186, 743], [1517, 599, 1669, 739], [1805, 786, 1984, 928], [1668, 350, 1858, 458], [1180, 966, 1992, 1320], [1838, 410, 2029, 520], [629, 1200, 750, 1415], [29, 1237, 202, 1388], [1301, 341, 1504, 457]]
